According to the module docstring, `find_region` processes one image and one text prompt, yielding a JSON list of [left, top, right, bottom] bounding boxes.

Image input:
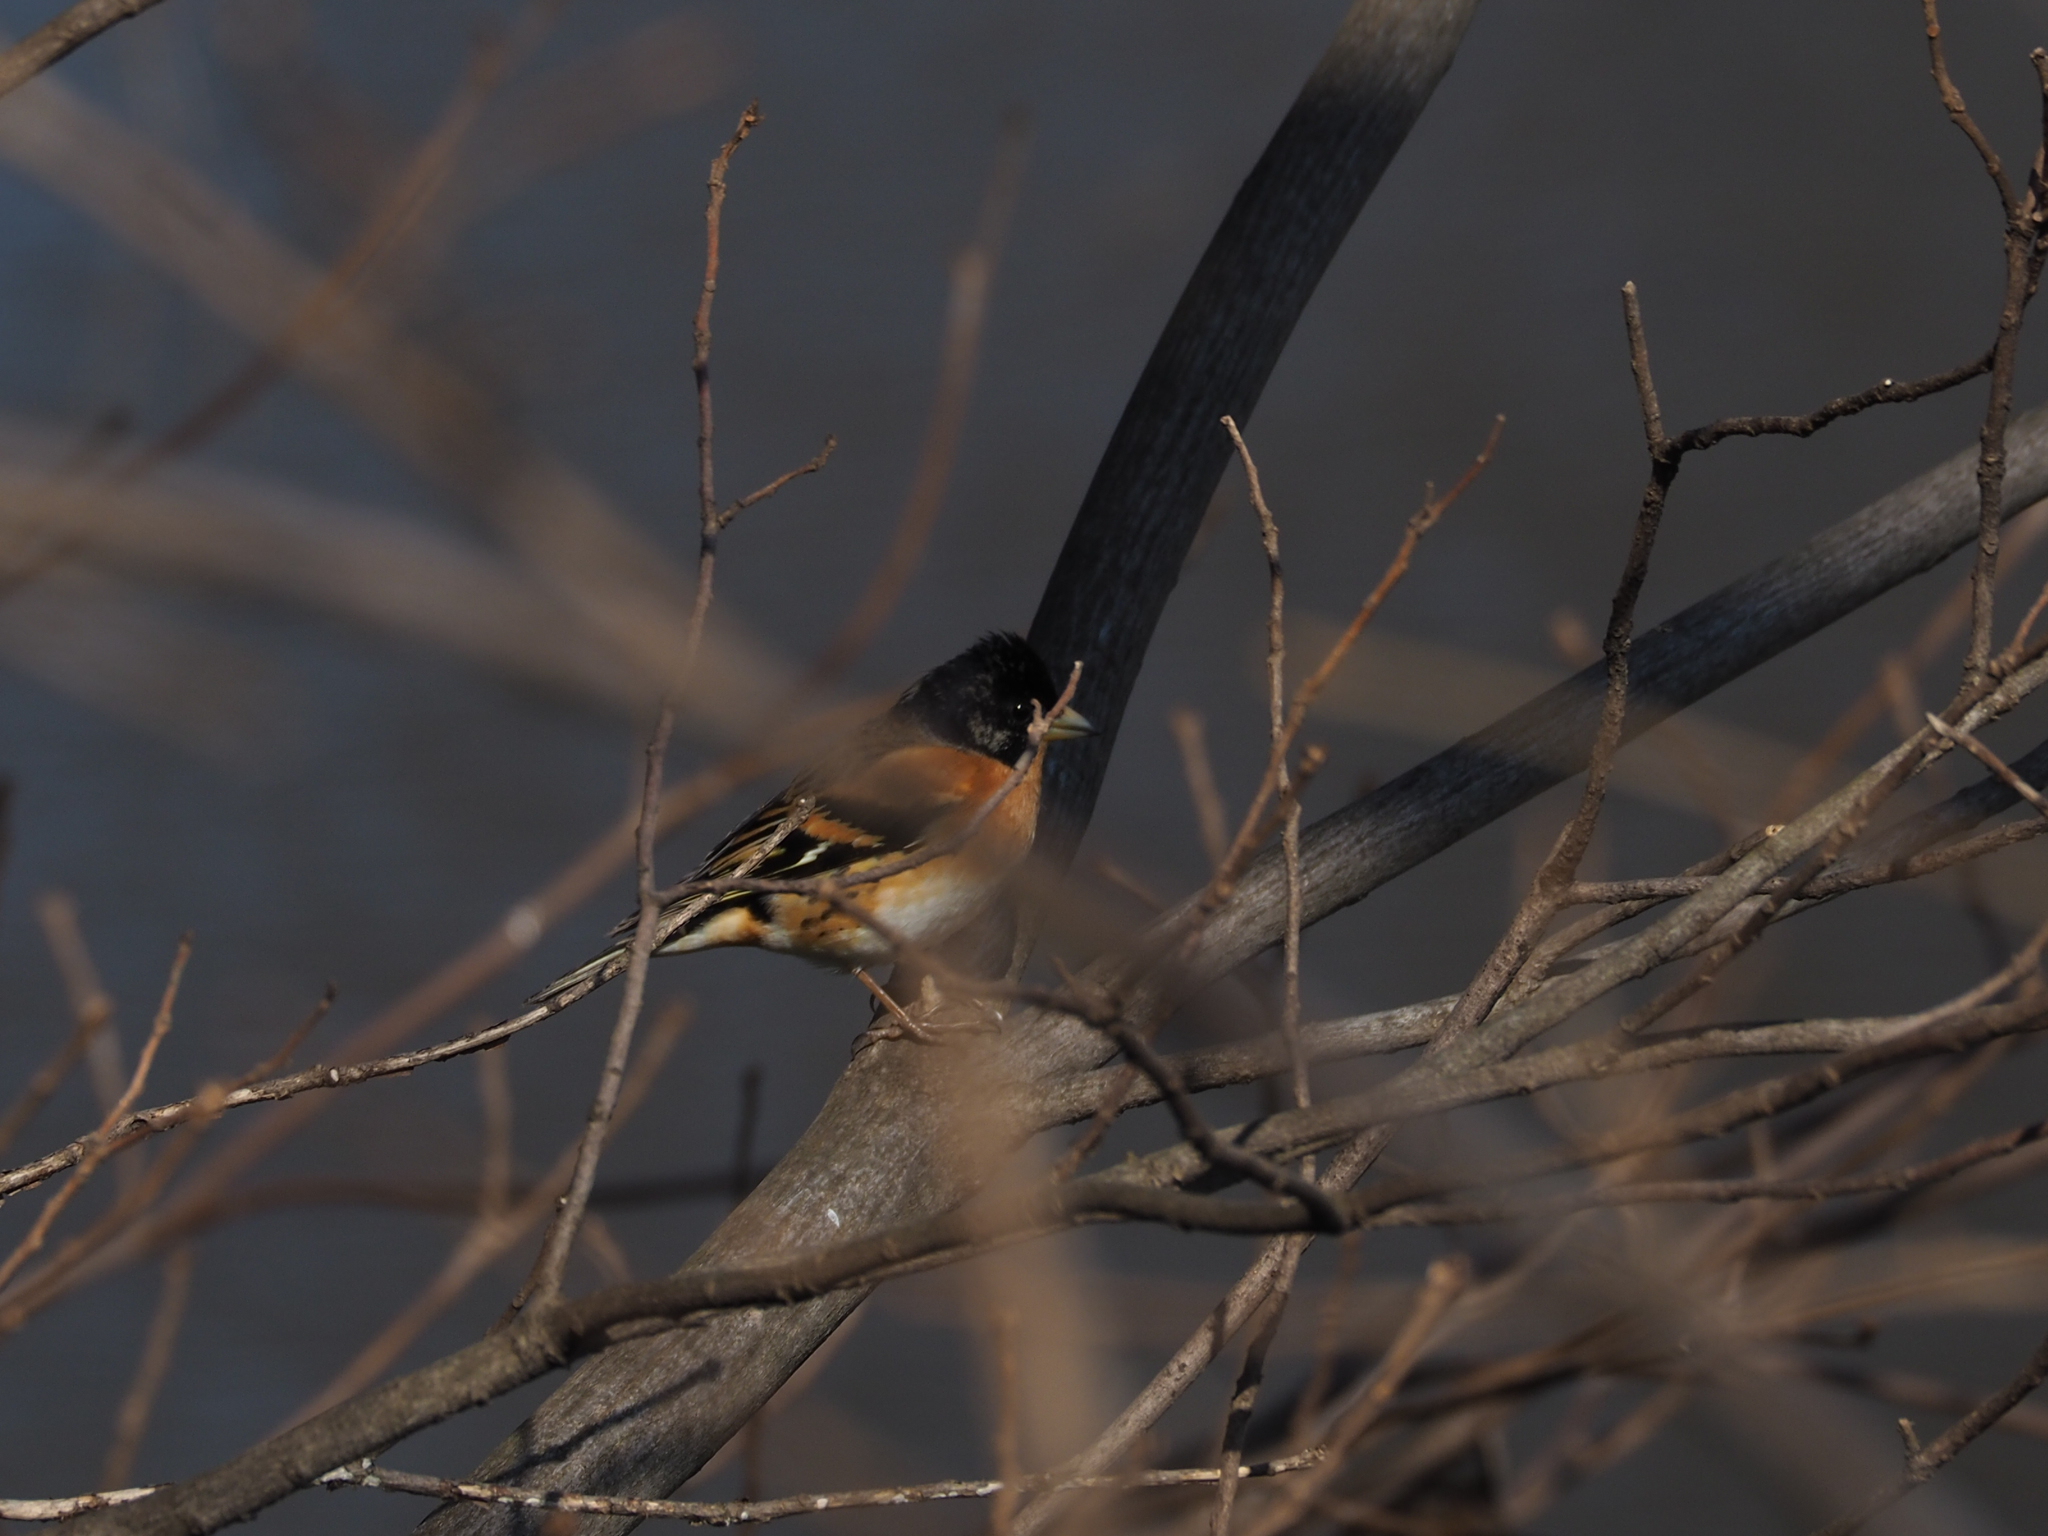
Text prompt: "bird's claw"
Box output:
[[850, 974, 1005, 1056]]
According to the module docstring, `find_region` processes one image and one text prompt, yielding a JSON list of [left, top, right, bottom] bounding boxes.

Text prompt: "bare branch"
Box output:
[[514, 103, 766, 1318], [1811, 1327, 2048, 1535], [1208, 1246, 1300, 1534], [0, 0, 170, 102], [691, 103, 761, 539], [1922, 0, 2020, 212], [315, 1451, 1325, 1527], [286, 1005, 688, 1427], [1923, 713, 2048, 818], [1238, 1255, 1469, 1536], [0, 936, 187, 1292], [988, 1304, 1023, 1536]]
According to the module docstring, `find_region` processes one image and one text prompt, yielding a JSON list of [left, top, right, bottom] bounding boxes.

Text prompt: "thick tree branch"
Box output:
[[1026, 0, 1481, 859], [1196, 401, 2048, 999]]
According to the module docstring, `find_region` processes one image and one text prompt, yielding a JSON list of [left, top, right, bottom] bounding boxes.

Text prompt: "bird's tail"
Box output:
[[526, 943, 631, 1008]]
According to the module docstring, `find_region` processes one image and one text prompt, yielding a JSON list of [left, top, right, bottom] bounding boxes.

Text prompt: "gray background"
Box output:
[[2, 2, 2047, 1530]]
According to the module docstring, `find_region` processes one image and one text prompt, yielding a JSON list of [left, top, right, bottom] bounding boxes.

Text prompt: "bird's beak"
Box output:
[[1043, 704, 1096, 741]]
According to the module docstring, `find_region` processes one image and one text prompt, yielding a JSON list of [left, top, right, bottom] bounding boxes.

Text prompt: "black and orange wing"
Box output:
[[608, 744, 994, 943]]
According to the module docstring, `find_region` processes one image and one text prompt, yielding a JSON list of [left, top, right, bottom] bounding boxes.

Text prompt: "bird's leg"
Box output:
[[850, 969, 1004, 1054], [910, 972, 1006, 1035], [850, 967, 943, 1053]]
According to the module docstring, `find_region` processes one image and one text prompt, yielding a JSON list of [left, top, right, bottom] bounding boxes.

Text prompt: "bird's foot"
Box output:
[[851, 972, 1005, 1055]]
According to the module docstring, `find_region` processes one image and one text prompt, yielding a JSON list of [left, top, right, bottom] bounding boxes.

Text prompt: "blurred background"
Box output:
[[4, 1, 2048, 1530]]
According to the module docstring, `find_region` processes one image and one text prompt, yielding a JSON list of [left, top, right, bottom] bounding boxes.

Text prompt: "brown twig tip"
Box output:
[[693, 101, 765, 535], [1922, 0, 2018, 214], [719, 434, 837, 530], [1621, 281, 1666, 452]]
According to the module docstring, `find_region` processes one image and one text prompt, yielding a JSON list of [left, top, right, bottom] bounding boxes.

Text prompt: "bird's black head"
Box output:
[[897, 632, 1064, 763]]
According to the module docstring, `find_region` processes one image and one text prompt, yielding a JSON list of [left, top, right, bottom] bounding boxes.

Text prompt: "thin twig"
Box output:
[[1922, 714, 2048, 817], [1092, 1011, 1345, 1230], [1922, 0, 2019, 213], [1803, 1360, 2048, 1446], [1424, 301, 1667, 1059], [720, 437, 835, 528], [2010, 565, 2048, 654], [227, 986, 334, 1091], [513, 103, 763, 1317], [693, 102, 761, 539], [1168, 707, 1232, 871], [1210, 414, 1500, 909], [0, 988, 111, 1157], [101, 1245, 194, 1488], [1210, 1245, 1301, 1534], [1227, 419, 1313, 1119], [68, 703, 871, 1295], [16, 1458, 1321, 1529], [1014, 1136, 1388, 1536], [1810, 1326, 2048, 1535], [1769, 500, 2048, 821], [1667, 350, 1993, 457], [119, 0, 560, 482], [1239, 1255, 1470, 1536], [0, 993, 601, 1203], [0, 1084, 226, 1339], [511, 706, 672, 1314], [1367, 1116, 2048, 1227], [1290, 1228, 1364, 1443], [989, 1304, 1024, 1536], [1918, 1, 2048, 675], [35, 889, 122, 1121], [289, 1003, 688, 1424], [0, 936, 187, 1292], [305, 1450, 1325, 1528], [1052, 417, 1497, 1181], [475, 1052, 513, 1222], [1560, 815, 2048, 907]]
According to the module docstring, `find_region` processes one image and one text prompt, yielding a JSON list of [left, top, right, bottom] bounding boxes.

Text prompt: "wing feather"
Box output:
[[605, 744, 995, 942]]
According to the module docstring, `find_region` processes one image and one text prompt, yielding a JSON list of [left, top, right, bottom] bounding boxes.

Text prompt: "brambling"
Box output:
[[530, 632, 1093, 1022]]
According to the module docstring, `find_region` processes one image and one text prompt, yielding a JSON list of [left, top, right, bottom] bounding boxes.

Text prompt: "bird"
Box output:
[[528, 631, 1093, 1030]]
